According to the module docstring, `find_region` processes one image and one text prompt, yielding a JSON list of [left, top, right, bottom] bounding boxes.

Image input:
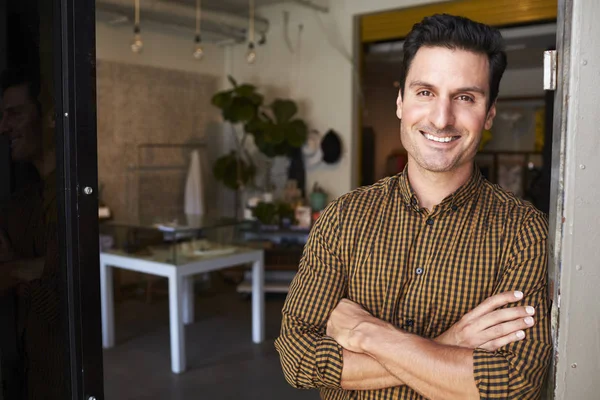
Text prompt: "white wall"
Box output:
[[226, 0, 441, 200], [96, 22, 225, 76]]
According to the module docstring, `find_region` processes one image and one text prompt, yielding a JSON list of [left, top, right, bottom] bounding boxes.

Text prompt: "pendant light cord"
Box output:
[[249, 0, 255, 43], [133, 0, 140, 32], [196, 0, 201, 35]]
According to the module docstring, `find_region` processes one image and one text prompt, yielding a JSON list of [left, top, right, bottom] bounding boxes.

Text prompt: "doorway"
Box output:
[[0, 0, 103, 399], [360, 22, 556, 212]]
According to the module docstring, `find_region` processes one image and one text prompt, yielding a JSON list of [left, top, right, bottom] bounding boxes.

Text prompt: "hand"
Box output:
[[326, 299, 388, 353], [435, 291, 535, 351]]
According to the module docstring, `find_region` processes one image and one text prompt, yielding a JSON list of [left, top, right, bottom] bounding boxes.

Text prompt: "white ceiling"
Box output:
[[96, 0, 280, 43], [169, 0, 287, 14]]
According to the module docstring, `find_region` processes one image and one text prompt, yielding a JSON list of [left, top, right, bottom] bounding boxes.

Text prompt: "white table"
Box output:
[[99, 247, 265, 374]]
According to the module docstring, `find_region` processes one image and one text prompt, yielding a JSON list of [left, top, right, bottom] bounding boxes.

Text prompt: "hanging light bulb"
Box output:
[[246, 0, 256, 64], [131, 0, 143, 53], [246, 42, 256, 64], [193, 35, 204, 60], [192, 0, 204, 60]]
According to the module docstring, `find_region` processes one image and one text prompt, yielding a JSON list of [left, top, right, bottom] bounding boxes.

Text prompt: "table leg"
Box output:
[[183, 276, 195, 325], [252, 255, 265, 343], [169, 274, 186, 374], [100, 259, 115, 348]]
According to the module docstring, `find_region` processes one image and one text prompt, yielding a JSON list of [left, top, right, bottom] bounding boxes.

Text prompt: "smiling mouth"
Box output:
[[421, 131, 460, 143]]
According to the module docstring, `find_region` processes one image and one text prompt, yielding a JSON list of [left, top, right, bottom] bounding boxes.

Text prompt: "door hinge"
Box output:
[[544, 50, 558, 91]]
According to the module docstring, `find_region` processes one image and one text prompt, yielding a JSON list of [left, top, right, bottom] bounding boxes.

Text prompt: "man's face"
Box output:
[[0, 84, 42, 162], [397, 46, 496, 175]]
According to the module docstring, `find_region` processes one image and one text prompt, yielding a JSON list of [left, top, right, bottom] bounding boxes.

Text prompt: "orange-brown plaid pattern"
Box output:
[[275, 167, 552, 399]]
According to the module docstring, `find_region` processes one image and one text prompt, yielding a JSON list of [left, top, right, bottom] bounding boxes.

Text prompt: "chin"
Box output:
[[418, 159, 457, 173]]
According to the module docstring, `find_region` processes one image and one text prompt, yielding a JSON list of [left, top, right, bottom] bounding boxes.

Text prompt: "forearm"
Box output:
[[340, 348, 404, 390], [361, 323, 479, 400]]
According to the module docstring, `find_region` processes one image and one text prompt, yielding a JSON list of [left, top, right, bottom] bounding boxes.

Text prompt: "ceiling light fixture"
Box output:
[[193, 0, 204, 60], [130, 0, 143, 53], [246, 0, 256, 64]]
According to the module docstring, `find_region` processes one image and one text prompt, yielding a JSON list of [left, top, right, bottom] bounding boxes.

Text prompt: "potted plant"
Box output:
[[211, 76, 308, 214]]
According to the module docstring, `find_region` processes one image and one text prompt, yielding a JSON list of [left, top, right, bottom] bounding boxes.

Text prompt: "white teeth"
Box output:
[[423, 133, 455, 143]]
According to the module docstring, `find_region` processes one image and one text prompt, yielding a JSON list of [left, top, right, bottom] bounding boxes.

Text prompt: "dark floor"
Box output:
[[103, 275, 320, 400]]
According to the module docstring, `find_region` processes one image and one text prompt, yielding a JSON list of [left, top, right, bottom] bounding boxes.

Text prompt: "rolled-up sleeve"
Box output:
[[474, 212, 553, 399], [274, 199, 348, 389]]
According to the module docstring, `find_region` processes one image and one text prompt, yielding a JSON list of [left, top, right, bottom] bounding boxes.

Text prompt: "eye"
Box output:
[[417, 90, 433, 97], [457, 95, 474, 102]]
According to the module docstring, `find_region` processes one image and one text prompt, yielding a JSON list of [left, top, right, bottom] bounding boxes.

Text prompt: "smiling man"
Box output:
[[275, 14, 551, 400]]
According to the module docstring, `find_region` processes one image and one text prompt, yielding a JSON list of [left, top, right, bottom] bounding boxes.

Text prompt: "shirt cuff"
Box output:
[[315, 336, 345, 389], [473, 348, 510, 399]]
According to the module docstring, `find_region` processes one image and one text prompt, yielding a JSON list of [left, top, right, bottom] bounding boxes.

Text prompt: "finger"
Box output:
[[464, 291, 525, 320], [479, 329, 527, 352], [473, 305, 535, 332], [478, 315, 536, 344]]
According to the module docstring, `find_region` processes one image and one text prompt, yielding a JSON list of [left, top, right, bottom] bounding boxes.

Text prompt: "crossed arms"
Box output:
[[274, 201, 552, 399]]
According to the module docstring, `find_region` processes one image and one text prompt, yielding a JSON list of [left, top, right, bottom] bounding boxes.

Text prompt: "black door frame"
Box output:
[[55, 0, 104, 398]]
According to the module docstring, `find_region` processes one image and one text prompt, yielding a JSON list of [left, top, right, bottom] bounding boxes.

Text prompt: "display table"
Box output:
[[99, 217, 264, 374], [236, 226, 309, 294]]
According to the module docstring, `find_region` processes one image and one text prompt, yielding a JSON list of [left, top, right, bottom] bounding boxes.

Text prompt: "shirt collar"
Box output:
[[398, 164, 483, 212]]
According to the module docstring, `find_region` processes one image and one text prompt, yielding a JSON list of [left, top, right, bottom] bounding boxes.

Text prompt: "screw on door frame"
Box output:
[[83, 187, 93, 195]]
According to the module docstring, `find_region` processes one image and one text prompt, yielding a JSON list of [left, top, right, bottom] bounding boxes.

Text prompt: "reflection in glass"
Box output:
[[0, 0, 69, 398]]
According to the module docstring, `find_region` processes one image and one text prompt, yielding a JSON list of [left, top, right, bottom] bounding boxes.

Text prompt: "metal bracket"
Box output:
[[544, 50, 558, 91]]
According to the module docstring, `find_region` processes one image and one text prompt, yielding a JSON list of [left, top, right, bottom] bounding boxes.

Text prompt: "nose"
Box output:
[[429, 98, 455, 130]]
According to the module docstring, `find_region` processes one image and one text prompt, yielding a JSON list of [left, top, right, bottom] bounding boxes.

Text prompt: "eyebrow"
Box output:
[[408, 80, 487, 96]]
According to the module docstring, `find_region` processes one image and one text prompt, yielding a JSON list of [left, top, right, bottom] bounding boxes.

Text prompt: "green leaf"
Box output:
[[287, 119, 308, 147], [271, 99, 297, 124], [235, 84, 256, 96], [265, 123, 285, 144], [244, 117, 264, 135], [227, 75, 238, 88], [211, 91, 233, 110], [212, 151, 256, 190], [248, 93, 264, 106], [228, 97, 257, 123]]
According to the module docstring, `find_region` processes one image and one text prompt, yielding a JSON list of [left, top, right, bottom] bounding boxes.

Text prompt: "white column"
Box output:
[[251, 253, 265, 343], [550, 0, 600, 397], [99, 256, 115, 348], [168, 272, 186, 374]]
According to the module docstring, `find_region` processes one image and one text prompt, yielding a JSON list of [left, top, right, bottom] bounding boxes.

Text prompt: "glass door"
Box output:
[[0, 0, 103, 399]]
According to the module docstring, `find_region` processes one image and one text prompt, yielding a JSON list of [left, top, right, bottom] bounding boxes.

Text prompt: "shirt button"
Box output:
[[405, 319, 415, 328], [426, 218, 434, 226], [451, 205, 458, 212], [416, 267, 424, 275]]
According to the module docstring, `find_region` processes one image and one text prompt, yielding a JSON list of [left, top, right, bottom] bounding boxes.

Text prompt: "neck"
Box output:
[[33, 148, 56, 179], [406, 161, 473, 211]]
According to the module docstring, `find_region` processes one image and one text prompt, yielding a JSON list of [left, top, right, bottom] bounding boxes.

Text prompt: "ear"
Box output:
[[396, 90, 403, 120], [484, 101, 497, 130]]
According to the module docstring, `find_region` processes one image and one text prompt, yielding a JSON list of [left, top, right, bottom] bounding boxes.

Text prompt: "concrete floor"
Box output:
[[102, 275, 320, 400]]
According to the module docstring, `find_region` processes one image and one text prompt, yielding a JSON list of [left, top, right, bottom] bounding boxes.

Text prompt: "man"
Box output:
[[275, 14, 551, 400], [0, 68, 63, 400]]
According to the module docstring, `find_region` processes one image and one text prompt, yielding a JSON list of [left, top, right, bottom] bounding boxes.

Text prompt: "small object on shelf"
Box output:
[[309, 182, 327, 212], [295, 206, 312, 228]]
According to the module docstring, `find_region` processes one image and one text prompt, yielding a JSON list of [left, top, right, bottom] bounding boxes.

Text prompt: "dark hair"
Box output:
[[400, 14, 507, 109], [1, 67, 42, 112]]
